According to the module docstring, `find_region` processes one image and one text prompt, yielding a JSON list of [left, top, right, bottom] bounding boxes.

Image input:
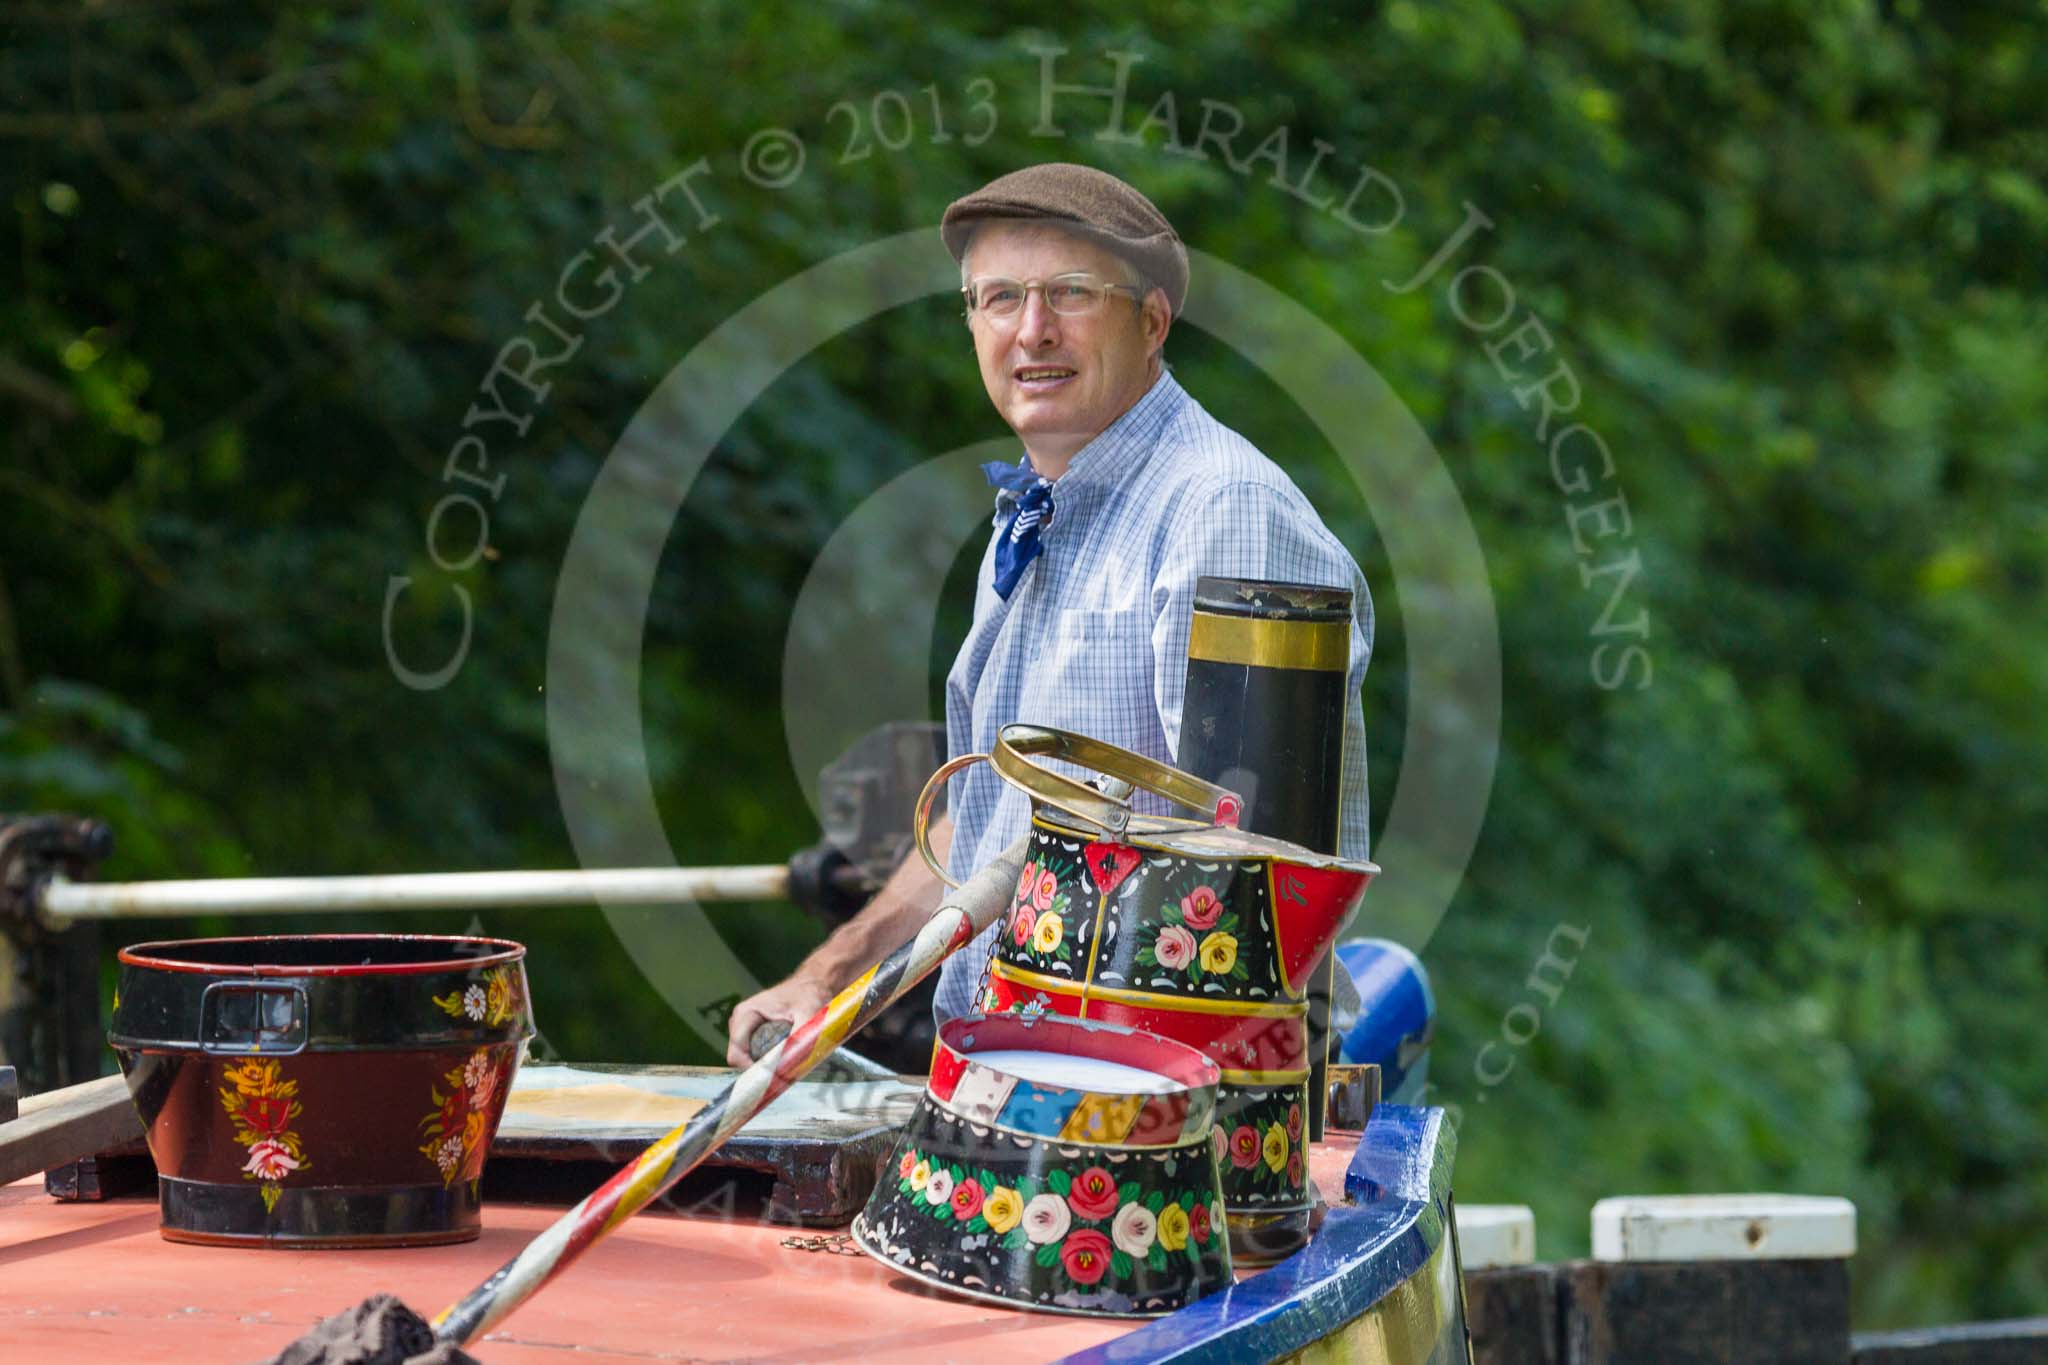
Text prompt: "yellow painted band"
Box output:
[[1188, 612, 1349, 673], [806, 965, 877, 1070], [991, 961, 1309, 1019], [603, 1144, 676, 1233], [1220, 1068, 1311, 1085], [1058, 1092, 1145, 1144]]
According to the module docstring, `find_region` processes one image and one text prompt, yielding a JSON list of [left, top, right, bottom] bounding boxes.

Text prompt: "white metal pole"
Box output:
[[34, 865, 792, 924]]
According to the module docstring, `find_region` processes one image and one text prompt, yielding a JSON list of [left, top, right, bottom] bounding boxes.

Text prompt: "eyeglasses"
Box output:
[[962, 272, 1145, 319]]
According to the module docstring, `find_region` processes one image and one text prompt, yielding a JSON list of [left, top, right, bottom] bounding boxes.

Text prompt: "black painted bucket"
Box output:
[[109, 934, 533, 1248]]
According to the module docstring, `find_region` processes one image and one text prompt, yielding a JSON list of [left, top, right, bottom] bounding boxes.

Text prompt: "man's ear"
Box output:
[[1144, 287, 1173, 354]]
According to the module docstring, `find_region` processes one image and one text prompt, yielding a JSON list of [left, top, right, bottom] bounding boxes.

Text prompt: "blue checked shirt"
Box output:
[[934, 369, 1374, 1022]]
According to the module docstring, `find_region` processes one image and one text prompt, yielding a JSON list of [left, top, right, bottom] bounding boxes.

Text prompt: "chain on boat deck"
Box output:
[[2, 1133, 1361, 1363]]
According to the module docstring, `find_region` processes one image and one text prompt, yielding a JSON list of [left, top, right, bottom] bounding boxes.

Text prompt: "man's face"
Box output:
[[963, 222, 1171, 471]]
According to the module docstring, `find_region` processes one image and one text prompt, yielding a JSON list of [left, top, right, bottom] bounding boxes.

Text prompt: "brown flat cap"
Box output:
[[942, 163, 1189, 315]]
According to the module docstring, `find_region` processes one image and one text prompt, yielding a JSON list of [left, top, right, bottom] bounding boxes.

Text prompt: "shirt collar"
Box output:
[[989, 368, 1186, 518]]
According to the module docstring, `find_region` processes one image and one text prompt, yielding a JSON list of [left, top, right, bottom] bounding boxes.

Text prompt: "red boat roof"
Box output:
[[2, 1138, 1360, 1362]]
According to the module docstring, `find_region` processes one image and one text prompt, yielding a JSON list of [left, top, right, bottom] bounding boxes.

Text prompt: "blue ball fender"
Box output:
[[1334, 939, 1434, 1101]]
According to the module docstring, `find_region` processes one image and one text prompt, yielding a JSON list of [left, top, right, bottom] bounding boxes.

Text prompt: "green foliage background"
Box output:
[[3, 1, 2043, 1330]]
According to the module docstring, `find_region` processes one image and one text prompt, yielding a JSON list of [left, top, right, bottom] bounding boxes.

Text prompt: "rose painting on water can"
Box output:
[[980, 801, 1377, 1259], [851, 1013, 1232, 1319]]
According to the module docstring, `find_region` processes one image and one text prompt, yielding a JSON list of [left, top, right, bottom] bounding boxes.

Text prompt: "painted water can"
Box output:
[[916, 724, 1378, 1262], [852, 1012, 1233, 1317], [109, 934, 533, 1248]]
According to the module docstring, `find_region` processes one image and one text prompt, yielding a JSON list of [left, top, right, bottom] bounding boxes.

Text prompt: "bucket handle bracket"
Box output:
[[199, 980, 309, 1056]]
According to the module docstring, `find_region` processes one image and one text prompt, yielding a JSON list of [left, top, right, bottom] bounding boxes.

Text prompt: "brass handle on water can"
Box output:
[[912, 752, 989, 890], [991, 724, 1243, 837], [912, 727, 1244, 890]]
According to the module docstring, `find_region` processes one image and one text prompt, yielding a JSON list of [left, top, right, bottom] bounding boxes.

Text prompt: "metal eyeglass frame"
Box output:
[[960, 272, 1148, 319]]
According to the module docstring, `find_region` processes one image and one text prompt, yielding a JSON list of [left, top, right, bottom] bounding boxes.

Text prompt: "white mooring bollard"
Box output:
[[1455, 1203, 1536, 1270], [1591, 1192, 1858, 1262]]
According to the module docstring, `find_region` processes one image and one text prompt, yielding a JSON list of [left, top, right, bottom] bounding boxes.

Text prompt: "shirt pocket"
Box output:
[[1023, 608, 1162, 750]]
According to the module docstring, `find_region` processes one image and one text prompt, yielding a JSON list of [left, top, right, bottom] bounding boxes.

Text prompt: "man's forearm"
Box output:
[[794, 814, 954, 992]]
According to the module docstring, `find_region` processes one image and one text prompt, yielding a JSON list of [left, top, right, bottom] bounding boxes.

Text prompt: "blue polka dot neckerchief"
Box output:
[[982, 459, 1055, 600]]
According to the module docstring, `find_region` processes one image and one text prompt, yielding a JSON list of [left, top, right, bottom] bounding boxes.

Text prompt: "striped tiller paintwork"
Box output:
[[429, 839, 1029, 1348]]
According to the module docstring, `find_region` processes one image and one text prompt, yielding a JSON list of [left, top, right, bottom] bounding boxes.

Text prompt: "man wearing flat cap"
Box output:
[[727, 163, 1372, 1063]]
